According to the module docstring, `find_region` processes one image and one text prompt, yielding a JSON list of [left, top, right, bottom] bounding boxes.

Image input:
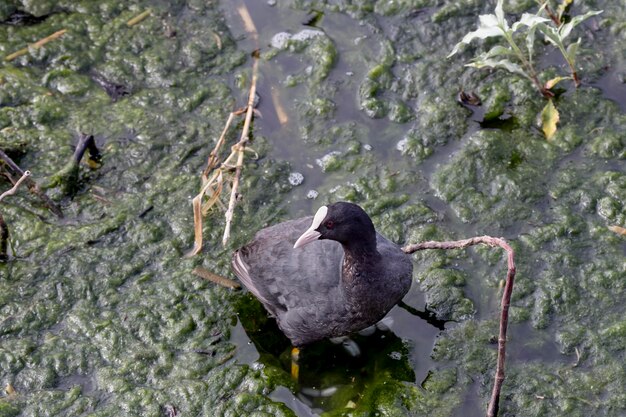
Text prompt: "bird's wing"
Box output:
[[232, 217, 344, 316]]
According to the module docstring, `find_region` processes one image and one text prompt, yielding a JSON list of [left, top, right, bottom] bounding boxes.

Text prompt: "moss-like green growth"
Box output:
[[0, 0, 624, 416], [422, 367, 458, 394]]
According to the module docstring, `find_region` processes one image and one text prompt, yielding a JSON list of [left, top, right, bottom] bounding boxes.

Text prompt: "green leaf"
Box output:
[[526, 24, 538, 64], [512, 13, 550, 32], [541, 99, 559, 140], [467, 57, 529, 79], [535, 23, 562, 48], [483, 45, 516, 59], [495, 0, 507, 29], [544, 76, 571, 90], [536, 1, 549, 15], [559, 10, 603, 40], [479, 14, 500, 30], [448, 14, 505, 57], [566, 38, 581, 63]]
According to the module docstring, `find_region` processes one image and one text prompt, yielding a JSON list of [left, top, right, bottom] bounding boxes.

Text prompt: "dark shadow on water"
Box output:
[[397, 300, 447, 330], [457, 100, 520, 132], [479, 114, 519, 131], [232, 289, 446, 414]]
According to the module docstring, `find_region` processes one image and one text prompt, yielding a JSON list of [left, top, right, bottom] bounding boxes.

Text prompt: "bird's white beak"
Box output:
[[293, 228, 321, 249], [293, 206, 327, 249]]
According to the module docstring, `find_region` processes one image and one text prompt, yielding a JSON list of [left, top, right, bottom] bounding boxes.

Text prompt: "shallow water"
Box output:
[[224, 1, 626, 415], [0, 0, 624, 416]]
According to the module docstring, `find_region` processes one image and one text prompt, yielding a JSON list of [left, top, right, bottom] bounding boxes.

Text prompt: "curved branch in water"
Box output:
[[402, 236, 516, 417]]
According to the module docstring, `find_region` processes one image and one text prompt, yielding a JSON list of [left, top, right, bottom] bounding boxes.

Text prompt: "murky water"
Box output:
[[0, 0, 624, 416], [223, 1, 456, 413], [223, 1, 626, 416]]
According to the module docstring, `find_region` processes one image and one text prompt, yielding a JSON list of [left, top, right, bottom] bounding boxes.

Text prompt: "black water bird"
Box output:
[[232, 202, 413, 347]]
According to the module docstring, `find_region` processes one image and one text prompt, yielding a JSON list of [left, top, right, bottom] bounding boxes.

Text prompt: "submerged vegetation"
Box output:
[[449, 0, 603, 139], [0, 0, 623, 416]]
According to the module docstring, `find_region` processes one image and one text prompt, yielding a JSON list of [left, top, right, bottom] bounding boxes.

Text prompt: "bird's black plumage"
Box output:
[[232, 202, 413, 347]]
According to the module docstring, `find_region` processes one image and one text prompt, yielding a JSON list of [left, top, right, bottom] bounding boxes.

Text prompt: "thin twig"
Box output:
[[126, 10, 151, 27], [0, 213, 8, 261], [0, 170, 30, 202], [5, 29, 67, 61], [186, 155, 228, 257], [0, 169, 31, 261], [402, 236, 516, 417], [0, 150, 63, 217], [543, 3, 562, 26], [192, 267, 241, 289], [202, 111, 239, 181], [222, 54, 258, 246], [187, 4, 260, 256]]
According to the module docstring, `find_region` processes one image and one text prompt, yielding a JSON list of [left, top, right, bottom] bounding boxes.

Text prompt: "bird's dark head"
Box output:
[[294, 202, 376, 249]]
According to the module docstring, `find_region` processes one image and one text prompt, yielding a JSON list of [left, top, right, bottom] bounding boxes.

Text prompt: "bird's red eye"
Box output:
[[325, 220, 334, 229]]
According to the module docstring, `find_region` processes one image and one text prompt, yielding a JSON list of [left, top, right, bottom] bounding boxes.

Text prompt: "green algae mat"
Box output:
[[0, 0, 625, 416]]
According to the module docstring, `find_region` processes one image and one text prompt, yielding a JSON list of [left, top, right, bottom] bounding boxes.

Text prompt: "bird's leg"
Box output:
[[290, 347, 300, 381]]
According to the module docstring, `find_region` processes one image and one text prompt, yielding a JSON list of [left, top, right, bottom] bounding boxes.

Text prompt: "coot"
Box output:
[[232, 202, 413, 347]]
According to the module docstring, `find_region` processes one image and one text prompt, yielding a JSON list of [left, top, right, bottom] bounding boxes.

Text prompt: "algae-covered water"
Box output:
[[0, 0, 624, 416]]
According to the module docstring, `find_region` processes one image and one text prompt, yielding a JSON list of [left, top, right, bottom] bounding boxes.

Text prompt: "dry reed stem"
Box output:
[[186, 59, 258, 257], [402, 236, 516, 417], [271, 87, 289, 125], [187, 197, 204, 257], [222, 56, 258, 246], [193, 267, 241, 289], [5, 29, 67, 61], [188, 4, 259, 257], [203, 112, 236, 180], [4, 383, 16, 396], [211, 31, 223, 50], [127, 10, 151, 27], [237, 4, 258, 40], [608, 225, 626, 236], [0, 170, 31, 202], [187, 170, 222, 257], [185, 114, 244, 256]]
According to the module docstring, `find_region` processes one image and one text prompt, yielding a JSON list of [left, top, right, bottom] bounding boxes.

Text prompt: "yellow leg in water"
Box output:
[[291, 347, 300, 381]]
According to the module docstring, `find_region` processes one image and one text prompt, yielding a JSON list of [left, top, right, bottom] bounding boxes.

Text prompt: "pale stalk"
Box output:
[[222, 57, 258, 245]]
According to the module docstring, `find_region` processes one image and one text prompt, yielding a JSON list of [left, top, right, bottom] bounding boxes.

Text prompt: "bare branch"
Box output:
[[0, 213, 8, 261], [0, 170, 30, 202], [0, 150, 63, 217], [0, 169, 33, 261], [403, 236, 516, 417]]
